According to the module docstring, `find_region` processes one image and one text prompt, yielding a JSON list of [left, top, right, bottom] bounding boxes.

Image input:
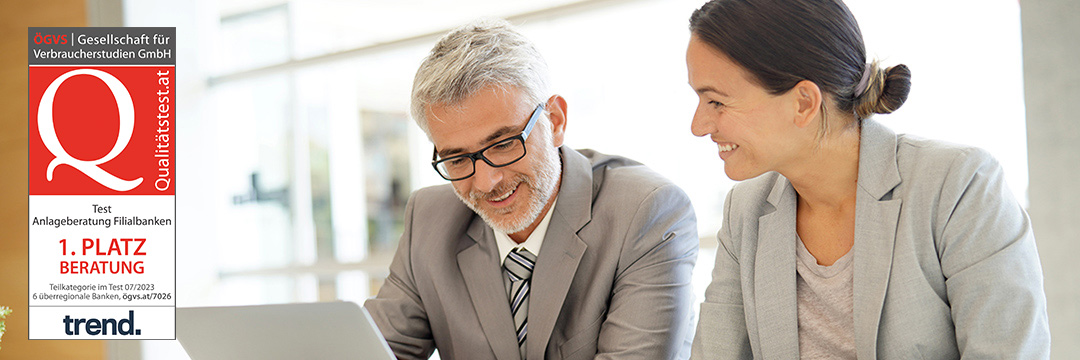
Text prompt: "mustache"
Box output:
[[468, 174, 529, 202]]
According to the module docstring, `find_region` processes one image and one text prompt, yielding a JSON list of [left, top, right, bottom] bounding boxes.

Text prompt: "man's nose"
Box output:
[[471, 160, 503, 193]]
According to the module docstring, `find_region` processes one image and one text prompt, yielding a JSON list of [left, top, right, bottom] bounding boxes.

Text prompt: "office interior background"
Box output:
[[0, 0, 1076, 358]]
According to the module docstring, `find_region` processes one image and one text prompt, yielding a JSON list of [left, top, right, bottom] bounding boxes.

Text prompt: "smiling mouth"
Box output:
[[491, 187, 515, 202], [718, 143, 739, 152], [485, 182, 524, 206]]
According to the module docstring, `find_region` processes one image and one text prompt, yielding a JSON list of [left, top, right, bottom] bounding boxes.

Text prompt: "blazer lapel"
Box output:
[[461, 217, 521, 360], [528, 216, 586, 359], [754, 176, 800, 359], [852, 119, 903, 360], [527, 147, 592, 359]]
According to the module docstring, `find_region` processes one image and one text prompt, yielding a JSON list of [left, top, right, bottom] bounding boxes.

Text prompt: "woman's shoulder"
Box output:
[[894, 134, 1001, 182]]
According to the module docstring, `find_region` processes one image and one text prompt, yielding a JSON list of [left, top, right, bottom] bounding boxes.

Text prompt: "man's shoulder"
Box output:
[[406, 184, 474, 234], [573, 149, 692, 225], [574, 149, 697, 269], [410, 183, 461, 204], [577, 148, 683, 201]]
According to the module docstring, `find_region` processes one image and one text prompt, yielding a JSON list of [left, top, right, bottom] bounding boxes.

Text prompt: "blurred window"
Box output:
[[125, 0, 1026, 358]]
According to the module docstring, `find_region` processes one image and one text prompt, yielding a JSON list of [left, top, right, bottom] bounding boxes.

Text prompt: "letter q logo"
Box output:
[[37, 69, 143, 191]]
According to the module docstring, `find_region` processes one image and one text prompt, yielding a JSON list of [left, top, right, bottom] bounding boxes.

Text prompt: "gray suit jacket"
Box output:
[[691, 119, 1050, 359], [365, 146, 698, 360]]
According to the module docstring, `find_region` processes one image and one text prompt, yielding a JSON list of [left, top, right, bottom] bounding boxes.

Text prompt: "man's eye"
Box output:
[[708, 100, 723, 108], [446, 158, 469, 167]]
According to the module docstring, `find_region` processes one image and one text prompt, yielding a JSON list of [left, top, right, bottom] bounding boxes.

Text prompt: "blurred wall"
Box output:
[[1021, 0, 1080, 358], [0, 0, 106, 359]]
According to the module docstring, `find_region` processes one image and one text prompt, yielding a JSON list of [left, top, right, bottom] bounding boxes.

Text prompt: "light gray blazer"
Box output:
[[365, 146, 698, 360], [691, 119, 1050, 359]]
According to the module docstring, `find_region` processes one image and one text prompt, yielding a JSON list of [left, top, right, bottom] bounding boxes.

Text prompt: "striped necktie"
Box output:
[[503, 247, 537, 360]]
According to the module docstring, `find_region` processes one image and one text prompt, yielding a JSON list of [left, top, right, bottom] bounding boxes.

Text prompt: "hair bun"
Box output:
[[854, 62, 911, 119]]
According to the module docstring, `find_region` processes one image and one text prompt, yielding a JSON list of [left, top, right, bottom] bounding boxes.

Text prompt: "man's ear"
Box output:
[[546, 94, 568, 147], [792, 80, 822, 129]]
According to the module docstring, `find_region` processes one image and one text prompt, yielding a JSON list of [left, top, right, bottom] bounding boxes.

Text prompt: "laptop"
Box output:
[[177, 301, 396, 360]]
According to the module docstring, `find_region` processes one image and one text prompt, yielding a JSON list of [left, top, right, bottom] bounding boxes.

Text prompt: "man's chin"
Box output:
[[456, 184, 547, 235], [478, 210, 529, 234]]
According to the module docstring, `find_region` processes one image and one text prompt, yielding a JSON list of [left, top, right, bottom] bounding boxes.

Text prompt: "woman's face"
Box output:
[[686, 35, 804, 181]]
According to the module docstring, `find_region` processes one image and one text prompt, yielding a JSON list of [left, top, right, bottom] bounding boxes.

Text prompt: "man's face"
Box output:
[[426, 85, 562, 235]]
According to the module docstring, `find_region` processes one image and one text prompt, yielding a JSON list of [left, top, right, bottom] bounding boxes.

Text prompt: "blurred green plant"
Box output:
[[0, 306, 10, 350]]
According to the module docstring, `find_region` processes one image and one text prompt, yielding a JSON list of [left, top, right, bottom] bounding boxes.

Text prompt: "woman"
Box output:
[[685, 0, 1050, 359]]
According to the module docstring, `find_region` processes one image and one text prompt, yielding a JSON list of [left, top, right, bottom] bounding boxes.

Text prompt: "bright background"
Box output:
[[121, 0, 1028, 358], [7, 0, 1074, 359]]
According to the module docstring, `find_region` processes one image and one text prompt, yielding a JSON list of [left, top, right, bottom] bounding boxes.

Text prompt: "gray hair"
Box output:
[[410, 18, 552, 134]]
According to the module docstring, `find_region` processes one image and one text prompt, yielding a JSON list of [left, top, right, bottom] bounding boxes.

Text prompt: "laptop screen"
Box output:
[[177, 301, 395, 360]]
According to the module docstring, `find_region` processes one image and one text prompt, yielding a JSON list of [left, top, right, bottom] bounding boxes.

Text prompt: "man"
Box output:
[[364, 18, 698, 360]]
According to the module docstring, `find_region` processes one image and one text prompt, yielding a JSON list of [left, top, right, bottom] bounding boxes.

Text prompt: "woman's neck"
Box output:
[[785, 124, 861, 212]]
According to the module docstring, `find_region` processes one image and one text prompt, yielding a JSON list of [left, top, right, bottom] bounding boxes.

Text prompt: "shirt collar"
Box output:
[[495, 197, 557, 265]]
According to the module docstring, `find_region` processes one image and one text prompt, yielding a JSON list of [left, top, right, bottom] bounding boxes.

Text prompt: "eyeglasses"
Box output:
[[431, 103, 545, 181]]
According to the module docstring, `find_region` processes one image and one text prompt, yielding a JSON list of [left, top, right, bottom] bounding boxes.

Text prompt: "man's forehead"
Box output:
[[426, 89, 533, 156]]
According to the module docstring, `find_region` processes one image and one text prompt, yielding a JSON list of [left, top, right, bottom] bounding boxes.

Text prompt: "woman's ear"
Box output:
[[547, 94, 568, 147], [792, 80, 822, 129]]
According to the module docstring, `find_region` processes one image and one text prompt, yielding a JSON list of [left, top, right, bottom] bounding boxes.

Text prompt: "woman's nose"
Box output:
[[691, 106, 716, 137]]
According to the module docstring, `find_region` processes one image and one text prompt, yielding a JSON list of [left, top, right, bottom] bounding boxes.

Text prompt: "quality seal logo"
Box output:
[[37, 69, 143, 191], [28, 27, 176, 340]]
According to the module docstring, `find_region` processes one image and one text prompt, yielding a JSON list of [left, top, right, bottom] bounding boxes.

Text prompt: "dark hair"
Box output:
[[689, 0, 910, 121]]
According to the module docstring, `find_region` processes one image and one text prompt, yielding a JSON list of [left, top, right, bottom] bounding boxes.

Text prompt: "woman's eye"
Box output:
[[708, 100, 723, 108]]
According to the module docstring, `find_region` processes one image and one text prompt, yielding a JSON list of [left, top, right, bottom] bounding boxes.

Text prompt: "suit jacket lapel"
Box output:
[[461, 217, 520, 360], [755, 177, 800, 359], [852, 119, 903, 360], [528, 147, 591, 359], [528, 216, 586, 359]]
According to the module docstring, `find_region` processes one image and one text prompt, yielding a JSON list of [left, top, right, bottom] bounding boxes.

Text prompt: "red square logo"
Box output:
[[29, 66, 174, 195]]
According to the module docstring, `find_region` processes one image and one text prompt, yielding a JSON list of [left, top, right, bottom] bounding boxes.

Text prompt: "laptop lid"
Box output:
[[177, 301, 395, 360]]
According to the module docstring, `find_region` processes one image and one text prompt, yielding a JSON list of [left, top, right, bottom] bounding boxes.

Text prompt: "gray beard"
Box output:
[[455, 146, 561, 235]]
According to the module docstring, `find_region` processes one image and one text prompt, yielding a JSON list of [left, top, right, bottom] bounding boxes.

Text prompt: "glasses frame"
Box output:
[[431, 103, 546, 181]]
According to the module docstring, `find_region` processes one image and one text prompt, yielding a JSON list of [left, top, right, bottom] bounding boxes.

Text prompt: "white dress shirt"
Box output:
[[494, 197, 557, 264]]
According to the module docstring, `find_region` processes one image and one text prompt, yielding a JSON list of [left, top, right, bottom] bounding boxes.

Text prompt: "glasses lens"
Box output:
[[482, 137, 526, 166], [436, 156, 473, 180], [433, 137, 527, 180]]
